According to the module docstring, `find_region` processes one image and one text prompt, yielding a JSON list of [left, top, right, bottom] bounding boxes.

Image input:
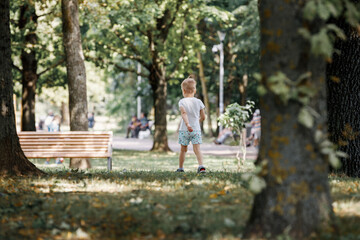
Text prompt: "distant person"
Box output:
[[88, 112, 95, 130], [126, 115, 140, 138], [176, 77, 206, 173], [250, 109, 261, 147], [44, 110, 54, 132], [214, 128, 233, 145], [38, 117, 45, 131], [139, 112, 149, 131]]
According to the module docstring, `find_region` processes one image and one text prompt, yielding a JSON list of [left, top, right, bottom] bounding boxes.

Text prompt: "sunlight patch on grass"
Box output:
[[29, 149, 256, 173]]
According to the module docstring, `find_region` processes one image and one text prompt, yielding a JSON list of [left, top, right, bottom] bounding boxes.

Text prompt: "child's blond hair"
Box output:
[[181, 77, 196, 93]]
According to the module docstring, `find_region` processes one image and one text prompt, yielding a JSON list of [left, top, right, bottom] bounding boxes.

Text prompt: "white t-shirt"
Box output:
[[178, 97, 205, 131]]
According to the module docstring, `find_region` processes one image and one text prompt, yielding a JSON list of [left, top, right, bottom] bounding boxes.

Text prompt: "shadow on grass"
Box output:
[[0, 170, 254, 240]]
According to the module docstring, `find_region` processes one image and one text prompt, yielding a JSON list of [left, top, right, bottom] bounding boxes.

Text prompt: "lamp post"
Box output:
[[212, 31, 226, 132], [137, 63, 141, 119]]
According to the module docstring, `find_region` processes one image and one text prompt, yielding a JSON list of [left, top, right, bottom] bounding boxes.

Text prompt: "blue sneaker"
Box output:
[[176, 169, 184, 172]]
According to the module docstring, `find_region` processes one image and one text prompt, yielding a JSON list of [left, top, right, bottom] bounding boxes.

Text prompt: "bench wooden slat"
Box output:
[[20, 139, 109, 143], [19, 131, 113, 171], [21, 146, 108, 149], [18, 131, 111, 135], [20, 142, 109, 146], [19, 135, 110, 139], [23, 149, 107, 152], [24, 153, 111, 158]]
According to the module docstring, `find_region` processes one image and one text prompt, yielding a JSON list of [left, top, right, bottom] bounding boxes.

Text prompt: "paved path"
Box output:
[[113, 136, 258, 160]]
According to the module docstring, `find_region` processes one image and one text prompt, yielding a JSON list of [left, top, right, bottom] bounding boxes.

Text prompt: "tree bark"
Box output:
[[245, 1, 332, 238], [0, 0, 43, 176], [62, 0, 90, 169], [327, 12, 360, 177], [197, 52, 214, 137], [150, 64, 171, 152], [19, 2, 38, 131], [61, 101, 70, 125], [239, 74, 248, 106]]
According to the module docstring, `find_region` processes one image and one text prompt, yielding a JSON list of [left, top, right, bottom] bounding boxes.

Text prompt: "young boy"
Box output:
[[176, 77, 206, 173]]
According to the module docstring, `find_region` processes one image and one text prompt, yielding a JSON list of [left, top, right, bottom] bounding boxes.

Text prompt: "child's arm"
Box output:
[[180, 106, 193, 132], [199, 109, 206, 122]]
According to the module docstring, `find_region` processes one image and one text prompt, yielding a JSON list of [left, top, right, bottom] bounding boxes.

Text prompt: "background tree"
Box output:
[[11, 0, 65, 131], [195, 0, 260, 136], [62, 0, 90, 169], [245, 0, 333, 238], [82, 0, 211, 151], [0, 0, 43, 176], [327, 0, 360, 177], [18, 1, 38, 131]]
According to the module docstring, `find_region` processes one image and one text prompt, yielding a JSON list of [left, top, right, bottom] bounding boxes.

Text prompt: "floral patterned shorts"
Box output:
[[178, 130, 202, 146]]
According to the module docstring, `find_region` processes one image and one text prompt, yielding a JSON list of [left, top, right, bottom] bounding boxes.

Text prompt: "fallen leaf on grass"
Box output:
[[59, 221, 70, 230], [76, 228, 90, 239], [224, 218, 236, 227], [209, 193, 218, 199]]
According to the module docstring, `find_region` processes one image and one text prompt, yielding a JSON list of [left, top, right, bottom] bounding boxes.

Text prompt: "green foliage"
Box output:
[[231, 0, 260, 75], [315, 130, 345, 169], [259, 71, 316, 106], [198, 0, 260, 109], [301, 0, 360, 58], [218, 101, 254, 134], [82, 0, 203, 79], [10, 0, 66, 91]]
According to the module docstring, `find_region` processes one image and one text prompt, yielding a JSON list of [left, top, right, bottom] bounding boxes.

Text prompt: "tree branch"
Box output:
[[12, 63, 22, 73], [105, 44, 150, 70], [115, 64, 148, 78], [160, 0, 184, 42], [37, 10, 54, 18], [37, 58, 65, 77], [113, 31, 141, 56]]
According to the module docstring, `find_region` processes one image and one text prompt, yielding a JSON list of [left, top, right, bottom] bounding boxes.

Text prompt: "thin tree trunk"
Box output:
[[197, 52, 213, 137], [224, 74, 234, 108], [327, 14, 360, 177], [62, 0, 90, 169], [19, 2, 38, 131], [239, 74, 248, 106], [245, 1, 332, 238], [150, 65, 170, 152], [61, 101, 70, 125], [0, 0, 43, 176]]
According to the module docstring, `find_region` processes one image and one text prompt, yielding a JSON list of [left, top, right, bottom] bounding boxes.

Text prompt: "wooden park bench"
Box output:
[[18, 131, 113, 171]]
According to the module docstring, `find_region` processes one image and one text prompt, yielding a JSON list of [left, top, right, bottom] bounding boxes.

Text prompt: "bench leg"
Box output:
[[107, 157, 112, 172]]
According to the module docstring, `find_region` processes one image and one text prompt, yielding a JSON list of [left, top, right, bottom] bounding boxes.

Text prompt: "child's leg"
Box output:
[[193, 144, 203, 166], [179, 145, 187, 168]]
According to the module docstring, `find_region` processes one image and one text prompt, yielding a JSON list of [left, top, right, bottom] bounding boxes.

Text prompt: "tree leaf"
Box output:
[[298, 107, 314, 128]]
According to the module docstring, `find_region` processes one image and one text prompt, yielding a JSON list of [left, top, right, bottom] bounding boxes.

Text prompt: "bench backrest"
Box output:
[[19, 131, 113, 159]]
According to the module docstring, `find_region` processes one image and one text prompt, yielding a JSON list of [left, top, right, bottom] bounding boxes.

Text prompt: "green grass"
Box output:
[[30, 149, 256, 173], [1, 151, 360, 239]]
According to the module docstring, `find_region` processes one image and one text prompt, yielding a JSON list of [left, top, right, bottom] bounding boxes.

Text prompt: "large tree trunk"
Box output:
[[197, 52, 214, 137], [19, 2, 38, 131], [327, 13, 360, 177], [62, 0, 91, 169], [150, 65, 170, 152], [0, 0, 43, 176], [245, 1, 332, 238]]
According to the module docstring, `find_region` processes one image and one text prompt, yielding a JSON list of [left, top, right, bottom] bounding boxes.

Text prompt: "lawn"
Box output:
[[1, 150, 360, 239]]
